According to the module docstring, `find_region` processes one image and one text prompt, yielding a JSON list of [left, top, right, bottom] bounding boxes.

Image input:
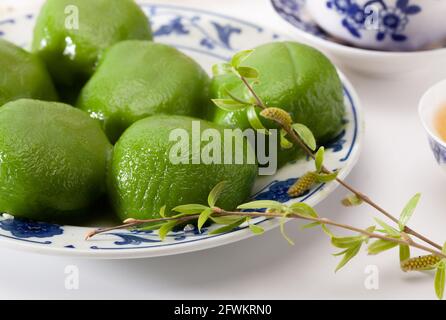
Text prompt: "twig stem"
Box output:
[[86, 207, 446, 259], [239, 76, 442, 251]]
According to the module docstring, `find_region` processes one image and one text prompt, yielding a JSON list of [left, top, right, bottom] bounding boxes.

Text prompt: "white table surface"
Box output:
[[1, 0, 446, 300]]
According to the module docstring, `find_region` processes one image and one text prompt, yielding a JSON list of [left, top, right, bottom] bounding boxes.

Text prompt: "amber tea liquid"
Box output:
[[435, 103, 446, 142]]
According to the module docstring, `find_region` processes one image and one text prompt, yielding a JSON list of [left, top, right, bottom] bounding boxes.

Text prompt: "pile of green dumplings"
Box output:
[[0, 0, 345, 224]]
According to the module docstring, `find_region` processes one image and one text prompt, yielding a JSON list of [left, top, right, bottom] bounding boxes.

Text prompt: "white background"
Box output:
[[1, 0, 446, 300]]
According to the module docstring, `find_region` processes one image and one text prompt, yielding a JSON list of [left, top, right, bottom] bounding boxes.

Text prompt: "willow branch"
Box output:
[[239, 75, 443, 251], [85, 207, 446, 260]]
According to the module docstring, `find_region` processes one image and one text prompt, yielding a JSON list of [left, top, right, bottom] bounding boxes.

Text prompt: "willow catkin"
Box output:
[[260, 107, 293, 127], [288, 172, 317, 198], [401, 254, 441, 272]]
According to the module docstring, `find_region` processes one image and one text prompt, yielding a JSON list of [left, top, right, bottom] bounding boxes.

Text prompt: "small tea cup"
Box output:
[[419, 79, 446, 169], [306, 0, 446, 51]]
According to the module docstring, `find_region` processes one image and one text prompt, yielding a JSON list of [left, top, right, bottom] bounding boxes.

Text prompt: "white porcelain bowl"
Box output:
[[306, 0, 446, 51], [270, 0, 446, 76], [419, 79, 446, 171]]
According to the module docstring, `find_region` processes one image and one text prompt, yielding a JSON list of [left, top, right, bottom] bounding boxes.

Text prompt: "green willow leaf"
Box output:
[[360, 226, 376, 244], [435, 260, 446, 300], [224, 88, 250, 105], [212, 99, 248, 112], [208, 181, 227, 207], [398, 193, 421, 231], [292, 123, 316, 151], [280, 213, 294, 245], [237, 200, 284, 210], [315, 147, 325, 173], [209, 217, 247, 235], [249, 224, 264, 235], [442, 242, 446, 254], [335, 243, 362, 272], [333, 248, 349, 256], [159, 205, 166, 218], [331, 236, 363, 249], [247, 105, 268, 133], [314, 171, 338, 183], [247, 96, 258, 105], [231, 49, 253, 68], [365, 226, 376, 234], [170, 212, 199, 219], [280, 129, 293, 149], [374, 218, 401, 237], [198, 208, 213, 231], [341, 194, 363, 207], [237, 66, 259, 79], [300, 221, 321, 230], [289, 202, 318, 218], [321, 224, 334, 237], [158, 220, 178, 240], [362, 226, 376, 244], [210, 215, 243, 225], [212, 62, 232, 76], [399, 244, 411, 263], [368, 239, 399, 255], [172, 204, 209, 214]]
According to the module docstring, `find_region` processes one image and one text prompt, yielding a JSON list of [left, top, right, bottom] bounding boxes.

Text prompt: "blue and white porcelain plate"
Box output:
[[0, 2, 363, 259]]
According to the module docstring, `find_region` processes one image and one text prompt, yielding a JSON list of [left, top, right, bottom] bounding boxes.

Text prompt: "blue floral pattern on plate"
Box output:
[[0, 217, 63, 239], [326, 128, 347, 153], [151, 14, 242, 50], [0, 3, 362, 256]]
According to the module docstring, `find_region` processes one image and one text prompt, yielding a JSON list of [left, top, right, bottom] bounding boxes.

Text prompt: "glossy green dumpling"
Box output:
[[77, 41, 210, 143], [108, 115, 257, 221], [0, 39, 57, 106], [0, 99, 112, 222], [208, 41, 345, 144], [32, 0, 152, 87]]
